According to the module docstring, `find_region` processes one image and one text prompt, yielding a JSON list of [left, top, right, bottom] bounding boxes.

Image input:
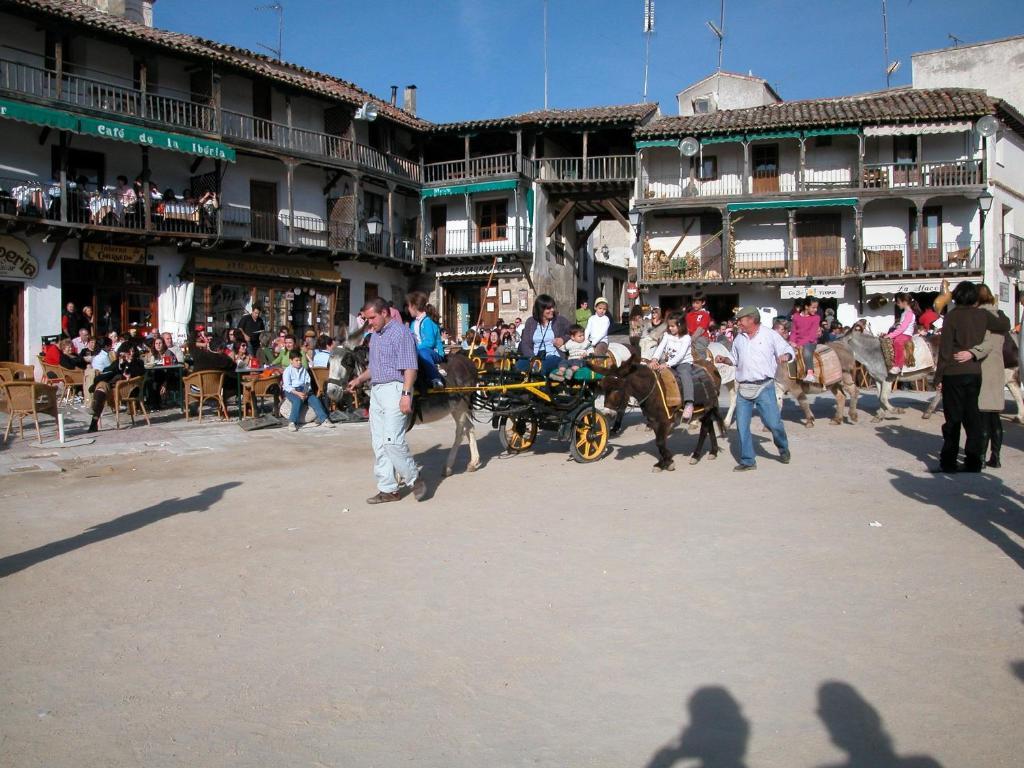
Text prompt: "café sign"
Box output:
[[0, 235, 37, 279], [83, 243, 147, 265], [780, 284, 845, 300]]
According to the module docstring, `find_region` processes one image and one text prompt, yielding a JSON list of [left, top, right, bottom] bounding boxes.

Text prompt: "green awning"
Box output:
[[421, 179, 519, 199], [635, 139, 680, 149], [700, 135, 743, 145], [727, 198, 858, 212], [0, 97, 78, 131], [526, 186, 534, 226], [803, 127, 861, 137], [746, 130, 803, 141], [77, 116, 235, 162]]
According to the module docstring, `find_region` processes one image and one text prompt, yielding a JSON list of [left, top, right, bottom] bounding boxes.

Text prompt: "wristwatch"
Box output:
[[402, 390, 413, 397]]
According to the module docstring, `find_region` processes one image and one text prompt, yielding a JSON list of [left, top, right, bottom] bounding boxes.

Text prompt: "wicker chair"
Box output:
[[0, 368, 11, 384], [241, 373, 281, 418], [310, 366, 332, 410], [1, 381, 60, 443], [0, 361, 34, 380], [59, 366, 85, 407], [110, 376, 151, 429], [183, 370, 228, 421]]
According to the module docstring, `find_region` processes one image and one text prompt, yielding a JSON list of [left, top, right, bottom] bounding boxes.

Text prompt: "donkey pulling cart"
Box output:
[[427, 357, 613, 463]]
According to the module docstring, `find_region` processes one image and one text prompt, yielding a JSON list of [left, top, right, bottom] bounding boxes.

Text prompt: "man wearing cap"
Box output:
[[584, 297, 611, 354], [716, 306, 792, 471]]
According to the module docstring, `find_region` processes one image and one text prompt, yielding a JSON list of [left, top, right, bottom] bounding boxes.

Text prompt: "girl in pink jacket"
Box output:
[[886, 293, 918, 373]]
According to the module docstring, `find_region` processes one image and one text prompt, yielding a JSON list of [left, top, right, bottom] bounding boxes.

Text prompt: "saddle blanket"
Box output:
[[789, 345, 843, 387], [880, 336, 933, 374], [657, 365, 717, 411]]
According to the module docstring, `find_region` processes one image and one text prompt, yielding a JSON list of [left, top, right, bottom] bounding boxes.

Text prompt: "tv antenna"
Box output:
[[255, 3, 284, 61], [948, 33, 964, 47], [706, 0, 725, 72], [642, 0, 655, 102], [881, 0, 900, 87]]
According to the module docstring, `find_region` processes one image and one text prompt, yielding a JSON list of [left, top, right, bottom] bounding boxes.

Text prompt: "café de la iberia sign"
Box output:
[[0, 235, 38, 279], [779, 284, 845, 300]]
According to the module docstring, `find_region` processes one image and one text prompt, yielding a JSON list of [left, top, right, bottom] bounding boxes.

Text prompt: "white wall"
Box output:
[[676, 74, 779, 116], [913, 36, 1024, 113]]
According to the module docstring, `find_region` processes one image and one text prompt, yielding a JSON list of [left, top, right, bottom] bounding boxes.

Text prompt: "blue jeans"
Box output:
[[417, 347, 442, 383], [735, 382, 789, 467], [515, 354, 563, 376], [802, 343, 816, 371], [285, 389, 328, 425]]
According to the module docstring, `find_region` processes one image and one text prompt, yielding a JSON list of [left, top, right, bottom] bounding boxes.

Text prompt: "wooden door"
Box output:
[[752, 144, 780, 193], [249, 180, 278, 241], [0, 282, 23, 362], [479, 284, 498, 329], [430, 205, 446, 255], [795, 214, 841, 277], [252, 80, 274, 141], [909, 207, 942, 270]]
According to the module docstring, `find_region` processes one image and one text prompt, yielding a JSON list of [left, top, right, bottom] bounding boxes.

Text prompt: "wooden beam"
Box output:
[[666, 216, 697, 259], [46, 237, 66, 270], [38, 127, 51, 146], [546, 200, 576, 238], [189, 156, 203, 174], [600, 199, 630, 232], [323, 170, 343, 196], [575, 216, 602, 250]]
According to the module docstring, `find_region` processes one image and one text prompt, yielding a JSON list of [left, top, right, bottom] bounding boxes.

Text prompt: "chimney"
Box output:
[[390, 86, 398, 107], [403, 85, 417, 115], [82, 0, 156, 27]]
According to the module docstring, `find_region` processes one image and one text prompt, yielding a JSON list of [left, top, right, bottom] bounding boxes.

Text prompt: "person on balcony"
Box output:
[[885, 293, 920, 374]]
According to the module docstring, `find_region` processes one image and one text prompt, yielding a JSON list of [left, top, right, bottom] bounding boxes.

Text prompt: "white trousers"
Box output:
[[370, 381, 418, 493]]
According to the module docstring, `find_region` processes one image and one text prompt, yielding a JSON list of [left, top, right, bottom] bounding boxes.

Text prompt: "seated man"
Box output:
[[281, 349, 334, 432], [87, 342, 145, 432]]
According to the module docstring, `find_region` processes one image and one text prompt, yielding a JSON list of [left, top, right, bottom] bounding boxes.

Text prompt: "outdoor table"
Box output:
[[142, 363, 185, 412], [162, 202, 200, 223]]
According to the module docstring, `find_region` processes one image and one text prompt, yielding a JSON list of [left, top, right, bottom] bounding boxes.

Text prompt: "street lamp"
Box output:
[[978, 191, 993, 267], [366, 215, 383, 236]]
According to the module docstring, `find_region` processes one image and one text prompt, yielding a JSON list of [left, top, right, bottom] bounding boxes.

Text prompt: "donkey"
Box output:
[[839, 329, 936, 422], [773, 343, 860, 427], [599, 356, 725, 471]]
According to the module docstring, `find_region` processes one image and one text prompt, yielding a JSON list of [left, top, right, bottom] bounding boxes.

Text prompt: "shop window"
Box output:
[[476, 200, 508, 241]]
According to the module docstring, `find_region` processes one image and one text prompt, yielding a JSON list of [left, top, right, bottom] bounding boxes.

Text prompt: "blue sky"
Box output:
[[156, 0, 1022, 122]]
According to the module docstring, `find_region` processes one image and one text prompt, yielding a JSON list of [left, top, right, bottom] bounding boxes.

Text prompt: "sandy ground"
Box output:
[[1, 390, 1022, 767]]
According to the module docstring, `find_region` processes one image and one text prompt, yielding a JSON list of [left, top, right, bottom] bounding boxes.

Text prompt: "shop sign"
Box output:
[[83, 242, 146, 265], [0, 235, 37, 279], [863, 278, 945, 295], [192, 255, 341, 283], [780, 284, 845, 300]]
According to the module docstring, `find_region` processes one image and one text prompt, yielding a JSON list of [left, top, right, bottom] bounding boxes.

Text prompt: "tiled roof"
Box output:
[[432, 103, 659, 133], [1, 0, 429, 129], [635, 88, 999, 138]]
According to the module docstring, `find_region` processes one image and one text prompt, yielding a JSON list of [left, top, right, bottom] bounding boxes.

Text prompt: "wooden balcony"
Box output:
[[423, 225, 533, 259], [862, 241, 981, 274], [861, 160, 984, 190], [538, 155, 635, 183], [423, 153, 531, 185]]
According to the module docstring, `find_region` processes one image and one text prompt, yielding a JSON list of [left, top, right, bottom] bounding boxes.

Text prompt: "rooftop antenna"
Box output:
[[642, 0, 655, 102], [543, 0, 549, 109], [948, 33, 964, 47], [881, 0, 900, 87], [706, 0, 725, 72], [255, 3, 284, 61]]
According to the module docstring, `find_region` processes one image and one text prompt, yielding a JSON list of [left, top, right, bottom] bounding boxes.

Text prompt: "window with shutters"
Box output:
[[476, 200, 508, 241]]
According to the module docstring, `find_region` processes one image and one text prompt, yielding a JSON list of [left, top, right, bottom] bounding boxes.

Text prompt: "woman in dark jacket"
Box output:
[[933, 281, 1009, 472], [516, 294, 571, 375], [87, 342, 145, 432]]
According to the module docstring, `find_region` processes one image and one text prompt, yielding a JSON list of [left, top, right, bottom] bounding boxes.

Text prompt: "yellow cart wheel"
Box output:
[[498, 416, 538, 454], [569, 409, 609, 463]]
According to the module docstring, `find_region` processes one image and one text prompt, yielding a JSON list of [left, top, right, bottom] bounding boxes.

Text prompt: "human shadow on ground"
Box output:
[[0, 481, 241, 578], [883, 465, 1024, 572], [814, 681, 944, 768], [644, 686, 750, 768]]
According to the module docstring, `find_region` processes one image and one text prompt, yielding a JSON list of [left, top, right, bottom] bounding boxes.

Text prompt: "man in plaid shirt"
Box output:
[[347, 297, 426, 504]]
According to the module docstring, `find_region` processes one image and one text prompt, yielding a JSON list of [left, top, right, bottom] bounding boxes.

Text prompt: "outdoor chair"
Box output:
[[241, 373, 281, 418], [310, 366, 332, 408], [1, 381, 60, 443], [59, 367, 85, 407], [40, 362, 64, 385], [110, 376, 151, 429], [0, 369, 11, 384], [183, 370, 228, 421], [0, 361, 34, 380]]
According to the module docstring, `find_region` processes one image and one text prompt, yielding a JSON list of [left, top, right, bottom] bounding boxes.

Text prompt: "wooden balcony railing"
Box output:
[[862, 241, 981, 273], [538, 154, 635, 182], [423, 153, 531, 185], [1003, 233, 1024, 271], [861, 160, 984, 190], [423, 225, 533, 257]]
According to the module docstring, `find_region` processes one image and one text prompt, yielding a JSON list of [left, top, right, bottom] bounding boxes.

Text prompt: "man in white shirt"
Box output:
[[716, 306, 792, 471]]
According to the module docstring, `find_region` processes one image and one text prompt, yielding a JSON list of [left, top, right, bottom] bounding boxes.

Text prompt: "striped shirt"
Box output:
[[368, 319, 419, 385]]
